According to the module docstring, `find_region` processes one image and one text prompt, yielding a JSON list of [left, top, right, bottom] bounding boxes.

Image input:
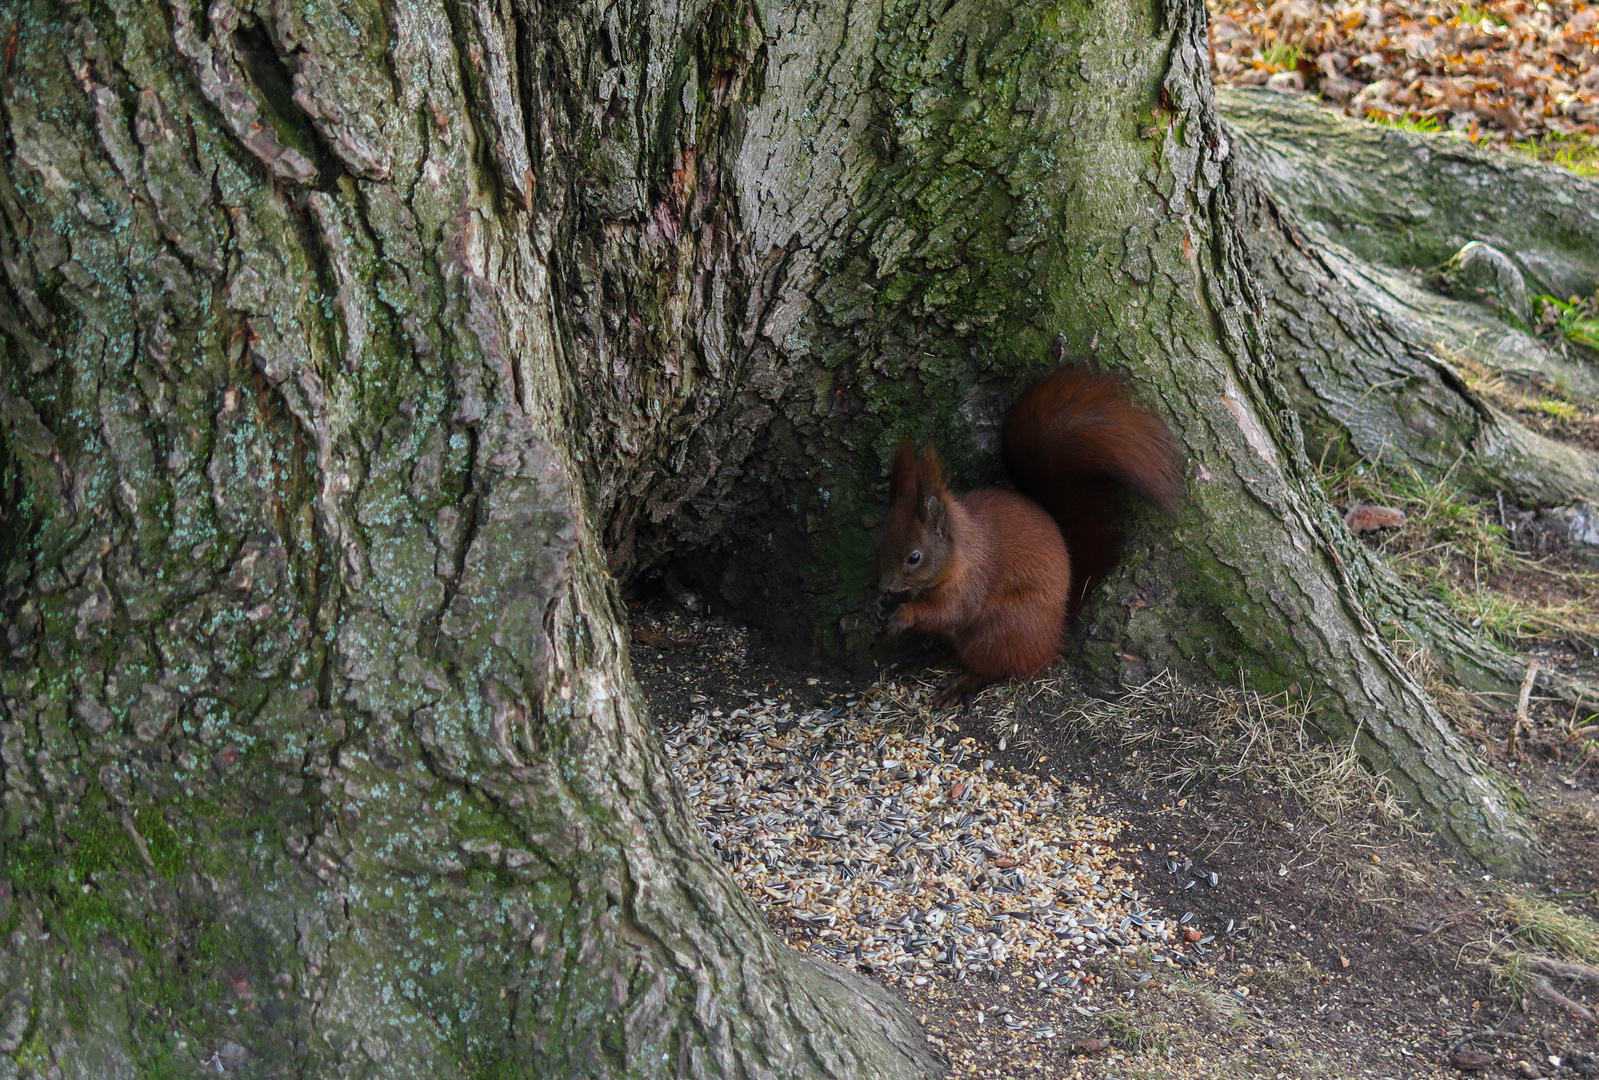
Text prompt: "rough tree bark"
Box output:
[[0, 1, 1551, 1079], [0, 0, 939, 1076]]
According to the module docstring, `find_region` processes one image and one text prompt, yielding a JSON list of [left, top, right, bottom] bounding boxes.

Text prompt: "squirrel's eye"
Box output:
[[907, 551, 922, 566]]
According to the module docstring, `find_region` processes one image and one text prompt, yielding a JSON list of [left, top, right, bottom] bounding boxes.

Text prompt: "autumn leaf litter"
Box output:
[[1210, 0, 1599, 143]]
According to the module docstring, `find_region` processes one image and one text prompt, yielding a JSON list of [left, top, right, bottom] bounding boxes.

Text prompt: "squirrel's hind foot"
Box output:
[[929, 671, 996, 711]]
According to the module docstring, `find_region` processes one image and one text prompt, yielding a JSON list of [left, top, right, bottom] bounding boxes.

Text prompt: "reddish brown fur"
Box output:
[[874, 365, 1181, 704], [1002, 365, 1182, 614]]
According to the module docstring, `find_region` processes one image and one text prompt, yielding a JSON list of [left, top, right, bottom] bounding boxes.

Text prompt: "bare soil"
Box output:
[[633, 606, 1599, 1080]]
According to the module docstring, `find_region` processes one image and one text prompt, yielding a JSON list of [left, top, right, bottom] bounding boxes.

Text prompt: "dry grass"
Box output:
[[999, 671, 1436, 894], [1486, 892, 1599, 1001], [1499, 894, 1599, 962], [1037, 671, 1410, 828], [1168, 977, 1256, 1030], [1093, 1007, 1169, 1055], [1566, 712, 1599, 776], [869, 659, 1407, 785], [861, 666, 1416, 878], [1460, 350, 1599, 440]]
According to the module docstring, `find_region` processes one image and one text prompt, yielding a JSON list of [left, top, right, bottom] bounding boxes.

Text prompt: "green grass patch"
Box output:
[[1531, 397, 1579, 421], [1500, 894, 1599, 960], [1320, 460, 1599, 646], [1533, 294, 1599, 351], [1509, 134, 1599, 178], [1490, 893, 1599, 997], [1336, 464, 1509, 572], [1443, 585, 1595, 643], [1369, 113, 1443, 134], [1261, 42, 1301, 69]]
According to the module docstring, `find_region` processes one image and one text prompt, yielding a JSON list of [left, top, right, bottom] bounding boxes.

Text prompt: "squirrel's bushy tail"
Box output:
[[1001, 365, 1183, 614]]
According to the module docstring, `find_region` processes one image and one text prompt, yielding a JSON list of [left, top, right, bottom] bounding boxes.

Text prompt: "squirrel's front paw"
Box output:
[[869, 589, 910, 629], [882, 607, 916, 636]]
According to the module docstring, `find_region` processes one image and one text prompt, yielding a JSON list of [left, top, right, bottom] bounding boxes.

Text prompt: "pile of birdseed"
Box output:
[[662, 689, 1198, 987]]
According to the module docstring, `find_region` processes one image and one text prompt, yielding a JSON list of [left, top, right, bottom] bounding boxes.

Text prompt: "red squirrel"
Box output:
[[871, 364, 1183, 705]]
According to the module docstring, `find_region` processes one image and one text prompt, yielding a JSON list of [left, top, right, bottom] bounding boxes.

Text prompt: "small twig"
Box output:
[[1444, 1027, 1528, 1055], [1510, 663, 1539, 754]]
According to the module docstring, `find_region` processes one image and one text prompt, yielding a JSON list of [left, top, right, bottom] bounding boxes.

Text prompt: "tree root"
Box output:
[[1230, 132, 1599, 509], [1530, 975, 1596, 1021], [1526, 957, 1599, 1021], [1221, 91, 1599, 717], [1528, 957, 1599, 985]]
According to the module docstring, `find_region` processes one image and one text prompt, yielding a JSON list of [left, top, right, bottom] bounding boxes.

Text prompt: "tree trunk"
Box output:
[[0, 0, 1549, 1077], [0, 0, 939, 1075]]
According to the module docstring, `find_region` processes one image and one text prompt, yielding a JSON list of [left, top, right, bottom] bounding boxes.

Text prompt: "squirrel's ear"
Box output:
[[921, 494, 948, 535], [888, 441, 919, 505], [916, 445, 947, 496]]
